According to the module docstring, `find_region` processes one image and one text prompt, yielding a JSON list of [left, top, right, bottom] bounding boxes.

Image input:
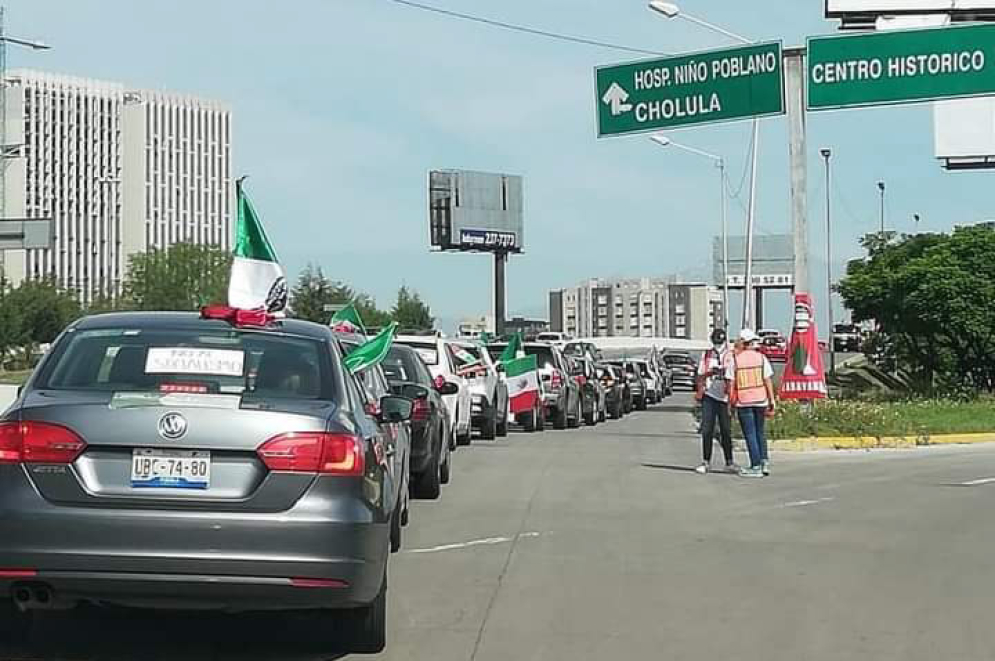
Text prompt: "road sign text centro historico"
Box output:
[[595, 42, 784, 137], [808, 23, 995, 110]]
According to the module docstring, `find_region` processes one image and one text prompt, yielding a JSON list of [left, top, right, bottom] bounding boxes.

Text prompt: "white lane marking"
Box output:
[[406, 531, 542, 554], [960, 477, 995, 486], [781, 497, 835, 508]]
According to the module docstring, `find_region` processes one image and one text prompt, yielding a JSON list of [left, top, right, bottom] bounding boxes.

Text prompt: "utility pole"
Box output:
[[822, 148, 835, 375], [785, 47, 809, 298], [742, 117, 760, 330]]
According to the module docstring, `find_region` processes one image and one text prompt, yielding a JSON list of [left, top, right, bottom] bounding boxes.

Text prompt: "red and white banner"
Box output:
[[779, 293, 828, 400]]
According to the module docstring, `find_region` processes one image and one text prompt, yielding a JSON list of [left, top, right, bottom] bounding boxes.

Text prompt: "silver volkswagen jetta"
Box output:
[[0, 312, 411, 653]]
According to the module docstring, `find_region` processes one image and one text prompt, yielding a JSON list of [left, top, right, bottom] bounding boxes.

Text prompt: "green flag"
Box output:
[[499, 331, 523, 364], [228, 182, 287, 313], [330, 301, 366, 335], [345, 322, 397, 374]]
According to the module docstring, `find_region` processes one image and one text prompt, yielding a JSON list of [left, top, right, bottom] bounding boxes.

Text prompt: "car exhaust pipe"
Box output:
[[13, 586, 32, 606]]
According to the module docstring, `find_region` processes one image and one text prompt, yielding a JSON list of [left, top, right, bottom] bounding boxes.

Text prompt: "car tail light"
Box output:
[[257, 433, 365, 476], [0, 421, 87, 465], [0, 569, 36, 578], [411, 397, 430, 423], [550, 372, 563, 389]]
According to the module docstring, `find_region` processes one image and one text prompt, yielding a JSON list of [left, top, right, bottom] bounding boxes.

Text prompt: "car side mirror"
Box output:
[[379, 395, 413, 423], [437, 381, 459, 396]]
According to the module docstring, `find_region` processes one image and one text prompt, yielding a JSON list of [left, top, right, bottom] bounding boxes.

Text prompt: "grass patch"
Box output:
[[767, 398, 995, 441], [0, 369, 32, 385]]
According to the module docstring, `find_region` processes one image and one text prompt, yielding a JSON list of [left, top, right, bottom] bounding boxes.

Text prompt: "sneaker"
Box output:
[[694, 462, 709, 474], [761, 461, 770, 476], [725, 462, 740, 474], [738, 466, 764, 478]]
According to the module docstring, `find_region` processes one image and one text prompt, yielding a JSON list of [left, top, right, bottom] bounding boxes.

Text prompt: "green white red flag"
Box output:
[[505, 355, 539, 414], [228, 182, 288, 313]]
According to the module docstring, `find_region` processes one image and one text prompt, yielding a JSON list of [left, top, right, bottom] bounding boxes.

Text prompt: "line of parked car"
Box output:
[[0, 313, 691, 654]]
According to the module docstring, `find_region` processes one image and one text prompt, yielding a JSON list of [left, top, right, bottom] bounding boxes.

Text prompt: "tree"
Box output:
[[391, 286, 434, 331], [838, 226, 995, 393], [289, 264, 353, 323], [7, 278, 82, 346], [354, 294, 393, 330], [122, 242, 232, 311]]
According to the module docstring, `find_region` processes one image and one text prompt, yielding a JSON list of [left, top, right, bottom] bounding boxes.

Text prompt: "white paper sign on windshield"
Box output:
[[145, 348, 245, 377]]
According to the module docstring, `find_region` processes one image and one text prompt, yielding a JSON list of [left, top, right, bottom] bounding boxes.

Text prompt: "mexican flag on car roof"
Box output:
[[228, 180, 288, 313], [505, 355, 539, 415]]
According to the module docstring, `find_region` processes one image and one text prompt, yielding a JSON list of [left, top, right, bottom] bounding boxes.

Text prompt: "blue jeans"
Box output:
[[737, 406, 768, 469]]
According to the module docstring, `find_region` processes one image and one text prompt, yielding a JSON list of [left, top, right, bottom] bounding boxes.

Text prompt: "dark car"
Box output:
[[568, 356, 601, 426], [598, 364, 625, 419], [488, 342, 581, 430], [383, 343, 455, 499], [664, 352, 698, 391], [335, 330, 412, 548], [0, 312, 412, 652], [832, 323, 862, 352]]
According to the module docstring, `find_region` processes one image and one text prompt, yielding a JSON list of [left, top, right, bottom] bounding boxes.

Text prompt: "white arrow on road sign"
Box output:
[[602, 82, 633, 116]]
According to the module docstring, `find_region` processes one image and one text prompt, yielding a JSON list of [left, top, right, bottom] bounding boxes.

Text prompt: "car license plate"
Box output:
[[131, 449, 211, 489]]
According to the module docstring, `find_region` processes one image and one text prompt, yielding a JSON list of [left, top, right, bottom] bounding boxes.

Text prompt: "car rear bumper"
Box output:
[[0, 467, 389, 611]]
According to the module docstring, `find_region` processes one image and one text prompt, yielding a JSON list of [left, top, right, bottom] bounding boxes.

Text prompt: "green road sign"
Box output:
[[594, 42, 785, 138], [808, 23, 995, 111]]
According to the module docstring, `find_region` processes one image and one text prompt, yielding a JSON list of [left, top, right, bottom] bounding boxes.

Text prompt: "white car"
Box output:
[[396, 335, 473, 447], [452, 340, 509, 440]]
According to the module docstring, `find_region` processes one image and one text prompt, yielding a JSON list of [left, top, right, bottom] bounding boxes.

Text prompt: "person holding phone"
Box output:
[[694, 328, 736, 474], [727, 328, 777, 478]]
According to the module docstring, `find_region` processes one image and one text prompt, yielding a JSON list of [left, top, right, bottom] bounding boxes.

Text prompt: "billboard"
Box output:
[[934, 97, 995, 169], [428, 170, 524, 254], [713, 234, 795, 290], [826, 0, 995, 27]]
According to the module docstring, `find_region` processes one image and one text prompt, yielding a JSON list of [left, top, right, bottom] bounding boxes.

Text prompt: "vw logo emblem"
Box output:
[[158, 412, 188, 440]]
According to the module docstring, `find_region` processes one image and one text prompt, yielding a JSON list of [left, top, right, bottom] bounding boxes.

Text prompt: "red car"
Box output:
[[760, 336, 788, 362]]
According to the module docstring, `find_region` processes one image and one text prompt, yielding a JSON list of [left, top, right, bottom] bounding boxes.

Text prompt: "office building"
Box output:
[[2, 70, 232, 303], [548, 277, 723, 341]]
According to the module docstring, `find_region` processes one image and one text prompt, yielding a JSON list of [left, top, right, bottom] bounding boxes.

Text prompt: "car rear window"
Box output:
[[383, 346, 430, 385], [403, 342, 439, 366], [524, 346, 556, 370], [637, 363, 650, 377], [39, 327, 334, 400]]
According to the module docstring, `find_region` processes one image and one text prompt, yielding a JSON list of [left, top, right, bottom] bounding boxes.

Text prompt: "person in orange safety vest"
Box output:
[[727, 328, 777, 478]]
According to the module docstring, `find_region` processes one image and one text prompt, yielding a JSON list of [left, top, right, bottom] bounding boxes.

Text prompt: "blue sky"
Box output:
[[8, 0, 993, 332]]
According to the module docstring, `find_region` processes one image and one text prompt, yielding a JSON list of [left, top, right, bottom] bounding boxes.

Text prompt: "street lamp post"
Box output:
[[821, 148, 834, 375], [877, 181, 886, 235], [650, 134, 729, 328], [648, 1, 760, 331]]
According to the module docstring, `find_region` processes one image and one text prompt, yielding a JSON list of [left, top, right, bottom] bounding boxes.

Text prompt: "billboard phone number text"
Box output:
[[459, 229, 518, 249]]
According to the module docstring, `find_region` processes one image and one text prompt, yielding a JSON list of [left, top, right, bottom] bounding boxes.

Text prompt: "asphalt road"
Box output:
[[5, 393, 995, 660]]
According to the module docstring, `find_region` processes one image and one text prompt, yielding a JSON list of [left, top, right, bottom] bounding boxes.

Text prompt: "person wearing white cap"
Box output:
[[726, 328, 777, 477]]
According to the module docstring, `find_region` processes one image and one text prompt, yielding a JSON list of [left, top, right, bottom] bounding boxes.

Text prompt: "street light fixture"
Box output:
[[648, 1, 759, 330], [820, 148, 834, 375], [1, 36, 49, 50], [651, 133, 729, 328]]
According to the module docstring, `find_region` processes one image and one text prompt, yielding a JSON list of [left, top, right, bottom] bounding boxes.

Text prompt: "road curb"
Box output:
[[770, 433, 995, 452]]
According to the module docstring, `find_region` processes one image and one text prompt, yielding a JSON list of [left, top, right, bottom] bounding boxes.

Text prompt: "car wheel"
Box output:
[[456, 426, 472, 447], [553, 402, 568, 429], [599, 404, 607, 423], [390, 504, 402, 553], [568, 397, 582, 429], [519, 408, 536, 432], [584, 404, 596, 426], [440, 426, 452, 484], [637, 396, 648, 411], [413, 444, 441, 500], [481, 403, 497, 440], [535, 403, 546, 432], [342, 568, 387, 654], [496, 407, 509, 437], [611, 401, 621, 419], [0, 598, 31, 643]]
